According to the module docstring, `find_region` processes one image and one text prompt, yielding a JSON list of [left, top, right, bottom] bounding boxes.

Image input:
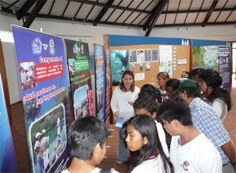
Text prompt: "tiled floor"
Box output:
[[10, 77, 236, 173]]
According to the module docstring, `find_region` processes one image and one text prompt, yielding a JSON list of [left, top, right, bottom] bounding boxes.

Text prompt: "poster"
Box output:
[[218, 46, 231, 91], [110, 49, 129, 85], [0, 72, 18, 172], [159, 45, 173, 76], [65, 39, 93, 119], [12, 26, 70, 173], [94, 44, 106, 120], [192, 45, 219, 70]]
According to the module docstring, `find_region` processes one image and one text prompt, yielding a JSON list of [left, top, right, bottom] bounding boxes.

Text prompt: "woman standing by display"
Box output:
[[157, 71, 169, 100], [198, 69, 231, 121], [110, 70, 140, 164]]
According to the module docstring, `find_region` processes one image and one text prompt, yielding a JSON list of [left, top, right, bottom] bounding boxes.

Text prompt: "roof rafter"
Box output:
[[145, 0, 168, 36], [23, 0, 47, 28], [202, 0, 219, 27], [16, 0, 36, 20], [93, 0, 114, 26]]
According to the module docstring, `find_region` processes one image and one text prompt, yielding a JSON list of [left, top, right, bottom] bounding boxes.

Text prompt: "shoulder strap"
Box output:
[[100, 168, 112, 173]]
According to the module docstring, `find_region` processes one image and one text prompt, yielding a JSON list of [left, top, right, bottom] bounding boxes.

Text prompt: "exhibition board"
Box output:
[[109, 44, 190, 88]]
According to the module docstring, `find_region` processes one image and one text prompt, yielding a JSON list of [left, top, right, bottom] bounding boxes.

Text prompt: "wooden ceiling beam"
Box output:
[[202, 0, 219, 27]]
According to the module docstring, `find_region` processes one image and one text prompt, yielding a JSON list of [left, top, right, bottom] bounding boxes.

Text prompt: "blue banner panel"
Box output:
[[0, 72, 18, 172], [94, 44, 106, 121], [12, 25, 70, 173]]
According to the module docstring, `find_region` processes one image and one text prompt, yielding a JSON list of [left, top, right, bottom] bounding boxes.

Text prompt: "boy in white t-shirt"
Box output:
[[158, 98, 222, 173], [62, 116, 118, 173]]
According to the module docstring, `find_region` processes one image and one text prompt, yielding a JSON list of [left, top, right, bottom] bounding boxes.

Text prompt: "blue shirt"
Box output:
[[190, 97, 230, 165]]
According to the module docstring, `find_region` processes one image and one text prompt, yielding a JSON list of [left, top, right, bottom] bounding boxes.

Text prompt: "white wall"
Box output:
[[0, 13, 235, 103]]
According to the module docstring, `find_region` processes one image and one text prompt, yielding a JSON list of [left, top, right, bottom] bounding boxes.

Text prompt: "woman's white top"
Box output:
[[61, 167, 118, 173], [211, 98, 228, 121], [131, 155, 167, 173], [110, 86, 140, 122]]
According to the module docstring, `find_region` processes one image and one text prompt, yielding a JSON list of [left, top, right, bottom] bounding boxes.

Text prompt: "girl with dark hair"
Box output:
[[122, 115, 174, 173], [110, 70, 140, 164], [198, 69, 232, 121]]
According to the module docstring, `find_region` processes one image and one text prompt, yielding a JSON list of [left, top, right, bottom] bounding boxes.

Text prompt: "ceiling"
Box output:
[[0, 0, 235, 36]]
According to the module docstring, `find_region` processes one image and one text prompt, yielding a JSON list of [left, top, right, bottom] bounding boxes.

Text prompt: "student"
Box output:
[[110, 70, 140, 164], [187, 68, 205, 83], [133, 94, 169, 156], [62, 116, 118, 173], [121, 115, 174, 173], [156, 71, 170, 100], [165, 78, 180, 99], [176, 79, 236, 172], [138, 84, 162, 104], [198, 69, 231, 121], [158, 98, 222, 173]]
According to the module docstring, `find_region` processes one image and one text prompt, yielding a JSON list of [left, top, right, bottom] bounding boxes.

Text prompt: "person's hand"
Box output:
[[113, 112, 118, 123], [128, 101, 134, 105]]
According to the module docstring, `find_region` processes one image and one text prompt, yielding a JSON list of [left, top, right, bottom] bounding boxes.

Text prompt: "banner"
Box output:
[[12, 26, 70, 173], [218, 46, 231, 91], [65, 39, 93, 119], [0, 72, 18, 172], [94, 44, 106, 120], [104, 46, 112, 123]]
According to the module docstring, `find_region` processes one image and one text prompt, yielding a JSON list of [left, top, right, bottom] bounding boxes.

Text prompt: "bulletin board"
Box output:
[[172, 45, 190, 78], [109, 44, 190, 88]]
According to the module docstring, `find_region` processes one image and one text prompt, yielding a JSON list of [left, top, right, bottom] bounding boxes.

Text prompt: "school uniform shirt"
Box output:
[[170, 134, 222, 173], [110, 86, 140, 122], [131, 155, 167, 173], [211, 98, 228, 122], [190, 97, 230, 165], [155, 120, 169, 157], [61, 167, 119, 173]]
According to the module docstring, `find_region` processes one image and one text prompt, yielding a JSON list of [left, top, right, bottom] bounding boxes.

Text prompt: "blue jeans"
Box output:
[[117, 127, 128, 162]]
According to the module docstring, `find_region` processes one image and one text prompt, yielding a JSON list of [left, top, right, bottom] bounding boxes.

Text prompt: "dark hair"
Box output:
[[68, 116, 110, 160], [178, 85, 201, 98], [165, 78, 180, 98], [122, 115, 174, 173], [139, 84, 162, 103], [198, 69, 231, 110], [120, 70, 135, 92], [133, 94, 159, 116], [158, 98, 193, 126], [188, 68, 205, 80]]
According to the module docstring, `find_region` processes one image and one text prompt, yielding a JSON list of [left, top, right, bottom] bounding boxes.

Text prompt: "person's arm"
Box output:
[[221, 138, 236, 164], [110, 87, 119, 123]]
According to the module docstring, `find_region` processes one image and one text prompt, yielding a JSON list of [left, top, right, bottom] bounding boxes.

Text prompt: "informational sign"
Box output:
[[94, 44, 106, 120], [159, 45, 173, 76], [12, 25, 70, 173], [110, 49, 129, 85], [218, 46, 231, 91], [192, 40, 231, 91], [0, 72, 18, 173], [65, 39, 93, 119]]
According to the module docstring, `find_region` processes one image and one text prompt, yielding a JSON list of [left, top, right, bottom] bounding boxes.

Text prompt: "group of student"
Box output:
[[62, 68, 236, 173]]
